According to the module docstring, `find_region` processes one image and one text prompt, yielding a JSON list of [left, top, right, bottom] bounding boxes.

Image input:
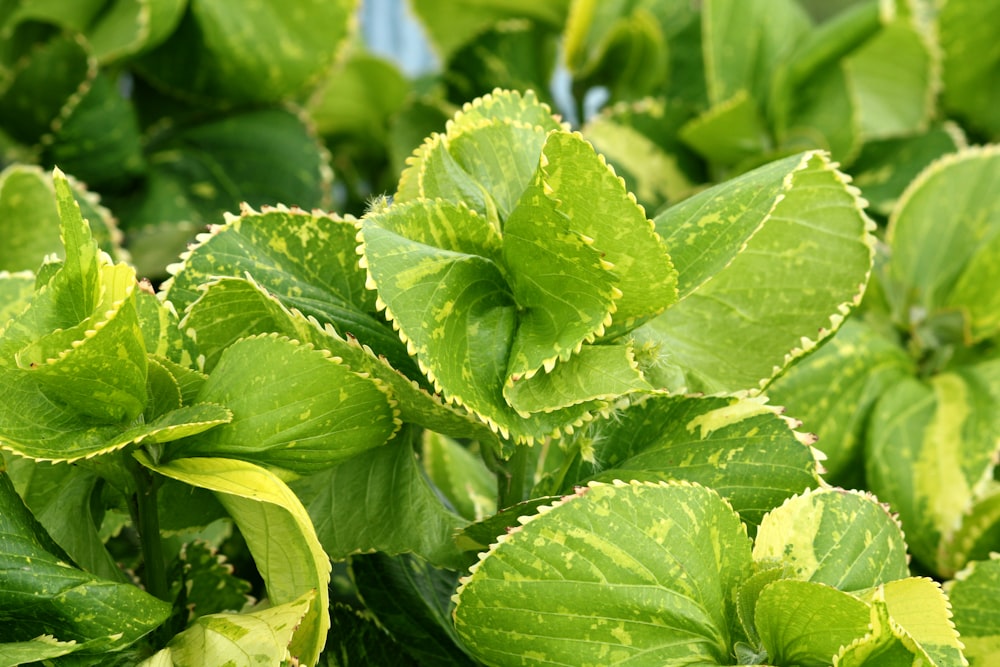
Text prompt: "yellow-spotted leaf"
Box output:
[[143, 591, 314, 667], [946, 554, 1000, 666], [453, 480, 753, 666], [866, 360, 1000, 577], [136, 454, 330, 667], [642, 150, 875, 394], [753, 487, 909, 591], [0, 170, 149, 462], [755, 579, 871, 666], [886, 146, 1000, 343], [167, 334, 399, 474], [0, 472, 171, 654]]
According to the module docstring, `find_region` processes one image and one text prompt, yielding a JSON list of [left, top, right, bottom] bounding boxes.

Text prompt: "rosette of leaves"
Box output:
[[0, 171, 418, 665], [453, 482, 967, 666], [360, 88, 876, 445], [767, 145, 1000, 578]]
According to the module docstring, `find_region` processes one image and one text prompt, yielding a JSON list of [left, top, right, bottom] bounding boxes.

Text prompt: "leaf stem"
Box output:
[[125, 454, 170, 602], [488, 444, 537, 510]]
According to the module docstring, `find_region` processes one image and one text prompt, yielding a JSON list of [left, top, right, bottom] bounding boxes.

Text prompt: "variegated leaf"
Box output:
[[136, 454, 331, 667], [753, 487, 909, 591], [866, 360, 1000, 577], [755, 579, 871, 666], [946, 554, 1000, 666], [886, 146, 1000, 343], [545, 394, 822, 530], [167, 333, 399, 474], [453, 480, 753, 666], [765, 317, 913, 485], [641, 150, 875, 393]]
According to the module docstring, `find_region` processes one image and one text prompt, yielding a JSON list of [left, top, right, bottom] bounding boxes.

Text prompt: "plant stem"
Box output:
[[488, 444, 536, 510], [126, 455, 169, 602]]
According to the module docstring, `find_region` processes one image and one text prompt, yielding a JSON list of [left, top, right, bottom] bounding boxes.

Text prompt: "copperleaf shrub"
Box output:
[[0, 87, 973, 666]]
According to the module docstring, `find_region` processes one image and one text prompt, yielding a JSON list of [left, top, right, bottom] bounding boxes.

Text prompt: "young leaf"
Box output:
[[136, 454, 331, 667], [422, 431, 496, 521], [291, 430, 469, 571], [755, 579, 871, 666], [0, 472, 170, 653], [167, 333, 400, 474], [946, 554, 1000, 666], [453, 480, 753, 666], [643, 150, 875, 393], [753, 487, 909, 591], [142, 591, 314, 667]]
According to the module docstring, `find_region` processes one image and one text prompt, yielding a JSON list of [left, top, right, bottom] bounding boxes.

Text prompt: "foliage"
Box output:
[[1, 0, 999, 665]]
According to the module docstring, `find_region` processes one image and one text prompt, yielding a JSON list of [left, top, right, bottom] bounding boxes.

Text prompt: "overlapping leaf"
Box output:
[[885, 146, 1000, 343], [453, 480, 753, 666], [640, 150, 875, 394], [753, 487, 909, 591], [291, 431, 469, 570], [543, 394, 822, 530], [137, 454, 331, 667], [135, 0, 356, 105], [946, 554, 1000, 666], [363, 91, 676, 441], [0, 472, 170, 654], [867, 360, 1000, 576], [166, 333, 399, 474]]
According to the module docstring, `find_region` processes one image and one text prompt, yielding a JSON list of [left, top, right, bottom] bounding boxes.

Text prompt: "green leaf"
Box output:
[[453, 480, 753, 666], [946, 554, 1000, 666], [0, 635, 84, 666], [136, 454, 331, 667], [135, 0, 356, 105], [848, 124, 967, 217], [702, 0, 812, 107], [866, 361, 1000, 576], [753, 487, 909, 591], [292, 430, 469, 570], [837, 579, 966, 667], [551, 394, 822, 530], [410, 0, 569, 61], [0, 272, 34, 326], [755, 579, 871, 667], [170, 540, 253, 620], [844, 13, 937, 141], [2, 458, 124, 582], [0, 471, 170, 651], [85, 0, 187, 63], [350, 552, 476, 666], [939, 0, 1000, 139], [421, 431, 496, 522], [320, 604, 418, 666], [119, 109, 333, 277], [643, 150, 875, 393], [678, 90, 770, 166], [163, 204, 414, 375], [765, 317, 913, 485], [582, 98, 704, 211], [395, 89, 565, 219], [145, 591, 314, 667], [0, 33, 94, 146], [42, 71, 145, 189], [167, 333, 399, 474], [886, 145, 1000, 341]]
